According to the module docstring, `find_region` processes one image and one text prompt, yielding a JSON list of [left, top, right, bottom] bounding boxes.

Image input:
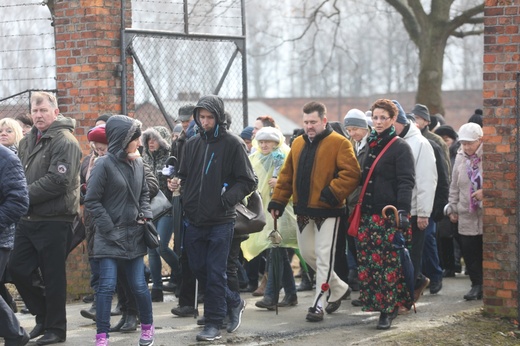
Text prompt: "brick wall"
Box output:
[[483, 0, 519, 317], [53, 0, 133, 300]]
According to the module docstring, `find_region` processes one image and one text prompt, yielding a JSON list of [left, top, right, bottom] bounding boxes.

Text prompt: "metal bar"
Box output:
[[213, 48, 239, 95], [121, 0, 127, 115], [516, 72, 520, 327], [183, 0, 189, 35], [240, 0, 248, 128], [128, 45, 176, 130], [124, 28, 245, 42]]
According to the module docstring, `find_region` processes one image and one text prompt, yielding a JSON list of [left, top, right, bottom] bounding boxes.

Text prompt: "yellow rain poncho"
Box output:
[[240, 127, 298, 261]]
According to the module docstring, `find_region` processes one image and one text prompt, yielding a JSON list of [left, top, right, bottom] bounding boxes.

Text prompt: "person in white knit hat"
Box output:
[[343, 109, 370, 156], [343, 108, 371, 300]]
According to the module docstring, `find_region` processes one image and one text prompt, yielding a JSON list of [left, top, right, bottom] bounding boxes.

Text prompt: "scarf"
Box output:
[[466, 153, 482, 213], [362, 126, 397, 182]]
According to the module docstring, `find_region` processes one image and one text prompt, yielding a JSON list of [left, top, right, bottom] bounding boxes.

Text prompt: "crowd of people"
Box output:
[[0, 91, 485, 346]]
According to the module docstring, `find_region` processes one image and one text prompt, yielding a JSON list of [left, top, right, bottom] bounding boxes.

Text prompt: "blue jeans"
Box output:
[[96, 257, 153, 334], [89, 258, 100, 293], [184, 222, 240, 328], [264, 247, 296, 299], [421, 218, 443, 284], [148, 214, 180, 289]]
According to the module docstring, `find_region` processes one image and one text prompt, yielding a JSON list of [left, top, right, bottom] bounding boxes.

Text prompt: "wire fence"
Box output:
[[128, 0, 247, 133], [0, 1, 56, 100]]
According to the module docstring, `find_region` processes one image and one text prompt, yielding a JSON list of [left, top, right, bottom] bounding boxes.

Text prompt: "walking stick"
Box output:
[[194, 279, 199, 318]]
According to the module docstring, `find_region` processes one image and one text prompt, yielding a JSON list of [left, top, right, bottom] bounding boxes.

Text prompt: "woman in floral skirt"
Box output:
[[356, 99, 415, 330]]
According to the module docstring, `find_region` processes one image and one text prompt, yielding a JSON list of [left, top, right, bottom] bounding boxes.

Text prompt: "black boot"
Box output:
[[120, 313, 138, 332], [297, 273, 313, 292], [151, 288, 163, 302], [463, 285, 482, 300], [347, 269, 360, 291], [376, 312, 391, 330], [109, 313, 127, 333], [80, 300, 96, 321]]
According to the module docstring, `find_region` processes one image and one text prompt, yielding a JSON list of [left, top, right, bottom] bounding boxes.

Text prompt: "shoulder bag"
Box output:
[[109, 156, 160, 249], [234, 190, 267, 236], [348, 136, 398, 237], [150, 190, 172, 221]]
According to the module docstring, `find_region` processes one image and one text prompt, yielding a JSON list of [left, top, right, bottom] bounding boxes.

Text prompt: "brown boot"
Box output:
[[252, 273, 267, 296]]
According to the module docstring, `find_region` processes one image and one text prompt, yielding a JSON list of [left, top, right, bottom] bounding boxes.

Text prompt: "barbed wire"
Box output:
[[0, 2, 44, 8], [0, 17, 51, 24]]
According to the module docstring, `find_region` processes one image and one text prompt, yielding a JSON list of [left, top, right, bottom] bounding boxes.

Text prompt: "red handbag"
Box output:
[[347, 137, 398, 237]]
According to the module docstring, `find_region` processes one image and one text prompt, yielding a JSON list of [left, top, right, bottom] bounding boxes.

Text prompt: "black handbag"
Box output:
[[234, 191, 266, 235], [143, 220, 160, 249], [150, 190, 172, 221]]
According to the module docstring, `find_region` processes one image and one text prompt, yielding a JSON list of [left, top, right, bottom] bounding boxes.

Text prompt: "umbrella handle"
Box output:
[[382, 205, 400, 228], [274, 216, 277, 230]]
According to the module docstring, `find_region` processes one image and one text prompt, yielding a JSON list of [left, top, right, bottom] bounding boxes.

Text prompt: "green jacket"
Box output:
[[18, 115, 82, 222]]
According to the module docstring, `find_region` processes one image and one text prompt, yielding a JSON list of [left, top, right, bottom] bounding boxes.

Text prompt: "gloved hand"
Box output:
[[398, 210, 410, 230]]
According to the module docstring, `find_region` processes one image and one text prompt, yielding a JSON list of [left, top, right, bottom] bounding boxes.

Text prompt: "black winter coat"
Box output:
[[179, 95, 257, 227]]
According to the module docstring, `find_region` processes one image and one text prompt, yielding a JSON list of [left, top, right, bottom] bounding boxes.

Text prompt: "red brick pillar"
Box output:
[[483, 0, 519, 317], [52, 0, 133, 299]]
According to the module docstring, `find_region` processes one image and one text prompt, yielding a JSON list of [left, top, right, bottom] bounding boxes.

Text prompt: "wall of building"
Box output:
[[482, 0, 519, 317], [53, 0, 132, 299]]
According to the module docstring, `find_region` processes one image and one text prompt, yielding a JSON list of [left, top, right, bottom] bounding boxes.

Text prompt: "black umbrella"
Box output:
[[268, 217, 283, 314], [383, 205, 415, 311]]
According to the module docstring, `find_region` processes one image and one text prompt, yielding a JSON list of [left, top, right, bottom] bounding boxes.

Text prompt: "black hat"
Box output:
[[95, 113, 112, 124], [468, 109, 483, 127], [434, 125, 458, 141], [178, 104, 196, 122], [411, 104, 430, 122]]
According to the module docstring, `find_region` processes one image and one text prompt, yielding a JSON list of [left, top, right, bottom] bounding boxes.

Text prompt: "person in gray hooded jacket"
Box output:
[[85, 115, 155, 346], [142, 126, 181, 302]]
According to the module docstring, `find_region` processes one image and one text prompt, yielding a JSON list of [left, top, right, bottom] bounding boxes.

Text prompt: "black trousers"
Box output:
[[334, 215, 349, 283], [9, 220, 72, 339], [410, 216, 427, 285], [459, 234, 483, 286]]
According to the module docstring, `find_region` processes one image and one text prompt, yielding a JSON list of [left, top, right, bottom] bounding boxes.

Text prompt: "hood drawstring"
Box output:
[[214, 124, 219, 138]]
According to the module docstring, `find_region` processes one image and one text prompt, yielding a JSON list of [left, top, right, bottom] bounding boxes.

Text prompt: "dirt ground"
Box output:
[[381, 309, 519, 346]]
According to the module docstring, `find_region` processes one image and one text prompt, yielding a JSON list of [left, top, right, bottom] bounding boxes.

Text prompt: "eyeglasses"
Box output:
[[371, 116, 391, 122]]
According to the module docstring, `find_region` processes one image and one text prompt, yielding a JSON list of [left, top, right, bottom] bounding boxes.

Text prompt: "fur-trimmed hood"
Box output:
[[142, 126, 171, 152]]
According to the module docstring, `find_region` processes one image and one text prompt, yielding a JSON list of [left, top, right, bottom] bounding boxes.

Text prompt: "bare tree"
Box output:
[[385, 0, 484, 114]]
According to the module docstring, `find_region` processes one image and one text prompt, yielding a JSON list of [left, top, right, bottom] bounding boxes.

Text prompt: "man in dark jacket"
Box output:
[[175, 95, 256, 342], [0, 144, 30, 346], [9, 91, 82, 345]]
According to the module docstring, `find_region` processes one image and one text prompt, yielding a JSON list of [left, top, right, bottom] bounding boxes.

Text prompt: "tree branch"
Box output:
[[385, 0, 421, 45], [446, 3, 485, 34]]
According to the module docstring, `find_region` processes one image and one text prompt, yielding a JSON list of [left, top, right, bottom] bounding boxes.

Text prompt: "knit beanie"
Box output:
[[240, 126, 254, 140], [255, 126, 281, 143], [392, 100, 408, 124], [343, 109, 368, 129]]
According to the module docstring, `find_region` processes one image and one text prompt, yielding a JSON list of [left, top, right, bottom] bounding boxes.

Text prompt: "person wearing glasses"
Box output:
[[355, 99, 415, 330]]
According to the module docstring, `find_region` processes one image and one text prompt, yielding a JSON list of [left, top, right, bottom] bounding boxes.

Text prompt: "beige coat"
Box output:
[[446, 144, 483, 236]]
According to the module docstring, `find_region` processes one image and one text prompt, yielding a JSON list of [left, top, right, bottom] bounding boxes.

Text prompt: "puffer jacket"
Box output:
[[269, 124, 360, 218], [0, 145, 29, 249], [18, 115, 81, 221], [142, 126, 173, 200], [178, 95, 257, 227], [85, 115, 153, 259], [446, 144, 483, 236]]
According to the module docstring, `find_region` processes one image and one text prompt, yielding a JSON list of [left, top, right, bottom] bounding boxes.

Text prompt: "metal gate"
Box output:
[[123, 0, 248, 134]]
